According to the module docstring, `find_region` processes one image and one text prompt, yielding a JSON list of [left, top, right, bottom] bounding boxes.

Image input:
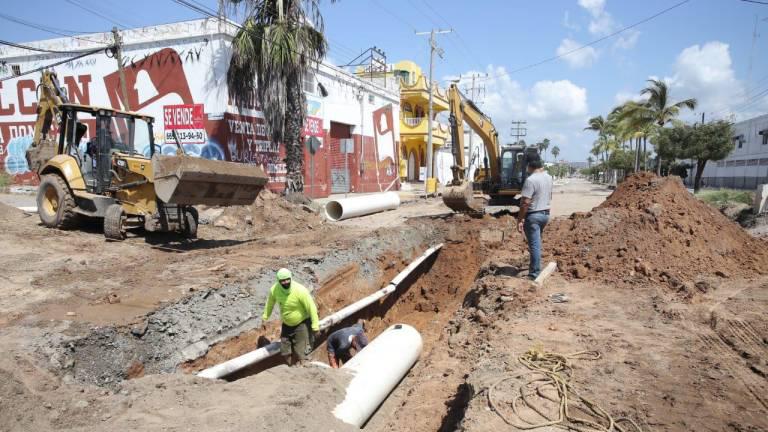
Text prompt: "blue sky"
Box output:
[[2, 0, 768, 161]]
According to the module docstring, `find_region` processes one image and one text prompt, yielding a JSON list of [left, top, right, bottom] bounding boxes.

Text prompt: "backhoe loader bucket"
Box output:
[[152, 155, 269, 206], [442, 180, 483, 213]]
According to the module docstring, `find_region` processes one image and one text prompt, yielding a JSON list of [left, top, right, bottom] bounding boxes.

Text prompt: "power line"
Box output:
[[739, 0, 768, 5], [419, 0, 484, 71], [370, 0, 417, 32], [172, 0, 357, 68], [0, 47, 107, 82], [0, 39, 102, 55], [0, 12, 107, 45], [64, 0, 134, 29], [476, 0, 691, 83]]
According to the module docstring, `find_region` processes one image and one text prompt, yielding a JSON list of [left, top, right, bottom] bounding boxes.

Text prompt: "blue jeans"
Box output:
[[524, 212, 549, 279]]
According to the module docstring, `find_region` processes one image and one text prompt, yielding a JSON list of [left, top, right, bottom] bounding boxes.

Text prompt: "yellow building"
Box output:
[[392, 60, 449, 182]]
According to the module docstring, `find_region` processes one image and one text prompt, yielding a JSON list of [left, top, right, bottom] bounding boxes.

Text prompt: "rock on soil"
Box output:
[[544, 172, 768, 288], [201, 189, 327, 239]]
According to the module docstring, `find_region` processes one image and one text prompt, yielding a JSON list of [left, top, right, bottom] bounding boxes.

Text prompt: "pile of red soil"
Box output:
[[203, 189, 328, 238], [546, 172, 768, 287]]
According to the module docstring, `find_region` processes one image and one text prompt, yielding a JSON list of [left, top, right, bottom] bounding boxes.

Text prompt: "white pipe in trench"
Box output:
[[197, 243, 443, 380]]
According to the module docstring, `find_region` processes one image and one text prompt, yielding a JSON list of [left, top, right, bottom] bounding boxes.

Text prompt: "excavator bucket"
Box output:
[[442, 181, 484, 214], [152, 154, 269, 206]]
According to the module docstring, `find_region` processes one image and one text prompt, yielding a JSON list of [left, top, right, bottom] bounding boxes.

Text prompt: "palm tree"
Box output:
[[640, 79, 697, 174], [539, 138, 550, 162], [551, 145, 560, 161], [227, 0, 332, 194], [587, 155, 594, 168]]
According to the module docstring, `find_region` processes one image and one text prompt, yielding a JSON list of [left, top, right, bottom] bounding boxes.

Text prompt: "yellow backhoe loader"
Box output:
[[25, 70, 268, 240], [442, 83, 539, 213]]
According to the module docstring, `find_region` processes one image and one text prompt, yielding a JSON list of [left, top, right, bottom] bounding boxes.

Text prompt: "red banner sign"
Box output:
[[163, 104, 205, 130], [303, 116, 323, 137]]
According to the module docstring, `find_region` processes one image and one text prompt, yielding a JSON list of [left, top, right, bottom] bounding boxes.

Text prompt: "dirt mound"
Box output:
[[0, 363, 355, 432], [547, 172, 768, 288], [200, 189, 328, 238], [0, 202, 25, 221]]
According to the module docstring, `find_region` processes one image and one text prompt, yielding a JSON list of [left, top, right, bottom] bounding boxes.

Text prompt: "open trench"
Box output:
[[46, 212, 519, 430], [183, 216, 488, 382]]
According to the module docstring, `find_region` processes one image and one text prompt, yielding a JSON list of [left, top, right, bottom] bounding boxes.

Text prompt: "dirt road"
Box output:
[[550, 177, 612, 216], [1, 176, 766, 432]]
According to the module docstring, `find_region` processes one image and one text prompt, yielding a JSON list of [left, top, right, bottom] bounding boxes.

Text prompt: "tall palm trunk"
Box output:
[[642, 137, 647, 171], [284, 71, 306, 193], [633, 137, 639, 172]]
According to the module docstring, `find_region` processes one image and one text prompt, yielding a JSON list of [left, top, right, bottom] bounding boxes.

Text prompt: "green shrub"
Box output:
[[0, 172, 11, 190], [696, 188, 753, 206]]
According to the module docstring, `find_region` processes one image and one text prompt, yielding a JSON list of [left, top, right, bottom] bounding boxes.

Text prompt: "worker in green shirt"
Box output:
[[261, 268, 320, 366]]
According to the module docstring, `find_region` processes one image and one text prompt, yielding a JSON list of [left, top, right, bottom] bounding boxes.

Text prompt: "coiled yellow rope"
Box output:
[[488, 347, 643, 432]]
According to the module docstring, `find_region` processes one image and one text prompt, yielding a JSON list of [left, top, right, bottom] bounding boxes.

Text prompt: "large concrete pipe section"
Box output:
[[333, 324, 423, 428], [197, 244, 442, 380], [324, 192, 400, 221]]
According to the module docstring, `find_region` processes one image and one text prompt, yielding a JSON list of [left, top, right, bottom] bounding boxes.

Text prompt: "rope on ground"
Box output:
[[488, 346, 643, 432]]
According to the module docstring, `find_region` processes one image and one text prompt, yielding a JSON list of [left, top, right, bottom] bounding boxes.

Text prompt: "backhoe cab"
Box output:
[[27, 70, 268, 240]]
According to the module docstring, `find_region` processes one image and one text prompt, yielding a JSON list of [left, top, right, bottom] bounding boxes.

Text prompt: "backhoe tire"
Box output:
[[37, 174, 79, 229], [104, 204, 126, 241], [182, 207, 198, 239]]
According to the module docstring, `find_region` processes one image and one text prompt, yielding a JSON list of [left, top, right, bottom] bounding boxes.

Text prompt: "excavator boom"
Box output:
[[442, 83, 536, 213], [442, 84, 501, 213]]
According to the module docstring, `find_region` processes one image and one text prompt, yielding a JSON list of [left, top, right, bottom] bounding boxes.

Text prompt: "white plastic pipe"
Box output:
[[196, 341, 280, 379], [333, 324, 423, 427], [197, 244, 443, 380], [325, 192, 400, 221], [317, 243, 443, 329]]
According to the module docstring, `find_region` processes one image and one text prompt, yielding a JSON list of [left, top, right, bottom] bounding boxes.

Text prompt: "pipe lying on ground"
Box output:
[[534, 261, 558, 286], [197, 243, 443, 380], [333, 324, 423, 428], [325, 192, 400, 221]]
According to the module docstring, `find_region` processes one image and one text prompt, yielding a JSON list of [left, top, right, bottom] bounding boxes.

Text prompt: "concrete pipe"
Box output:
[[324, 192, 400, 221], [197, 244, 443, 380], [333, 324, 423, 428]]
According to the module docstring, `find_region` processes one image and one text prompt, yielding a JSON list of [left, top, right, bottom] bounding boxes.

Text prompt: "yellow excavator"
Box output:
[[442, 83, 539, 213], [25, 70, 268, 240]]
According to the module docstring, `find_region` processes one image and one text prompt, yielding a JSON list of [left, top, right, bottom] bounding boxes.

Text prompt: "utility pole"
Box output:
[[416, 28, 452, 195], [462, 73, 486, 177], [112, 27, 130, 111], [510, 121, 527, 146]]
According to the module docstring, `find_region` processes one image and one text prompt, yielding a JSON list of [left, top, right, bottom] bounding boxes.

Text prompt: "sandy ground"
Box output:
[[549, 178, 612, 216], [1, 177, 766, 432]]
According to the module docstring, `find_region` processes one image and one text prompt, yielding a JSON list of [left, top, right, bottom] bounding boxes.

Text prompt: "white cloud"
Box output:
[[663, 41, 753, 120], [614, 91, 647, 105], [578, 0, 605, 17], [576, 0, 639, 50], [614, 29, 640, 50], [557, 38, 599, 68], [578, 0, 614, 35], [588, 13, 615, 36], [562, 11, 580, 31], [528, 80, 588, 120], [446, 66, 589, 160]]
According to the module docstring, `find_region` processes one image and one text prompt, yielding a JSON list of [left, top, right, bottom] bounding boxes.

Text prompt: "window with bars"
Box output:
[[760, 129, 767, 145], [11, 64, 21, 76], [303, 72, 315, 94]]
